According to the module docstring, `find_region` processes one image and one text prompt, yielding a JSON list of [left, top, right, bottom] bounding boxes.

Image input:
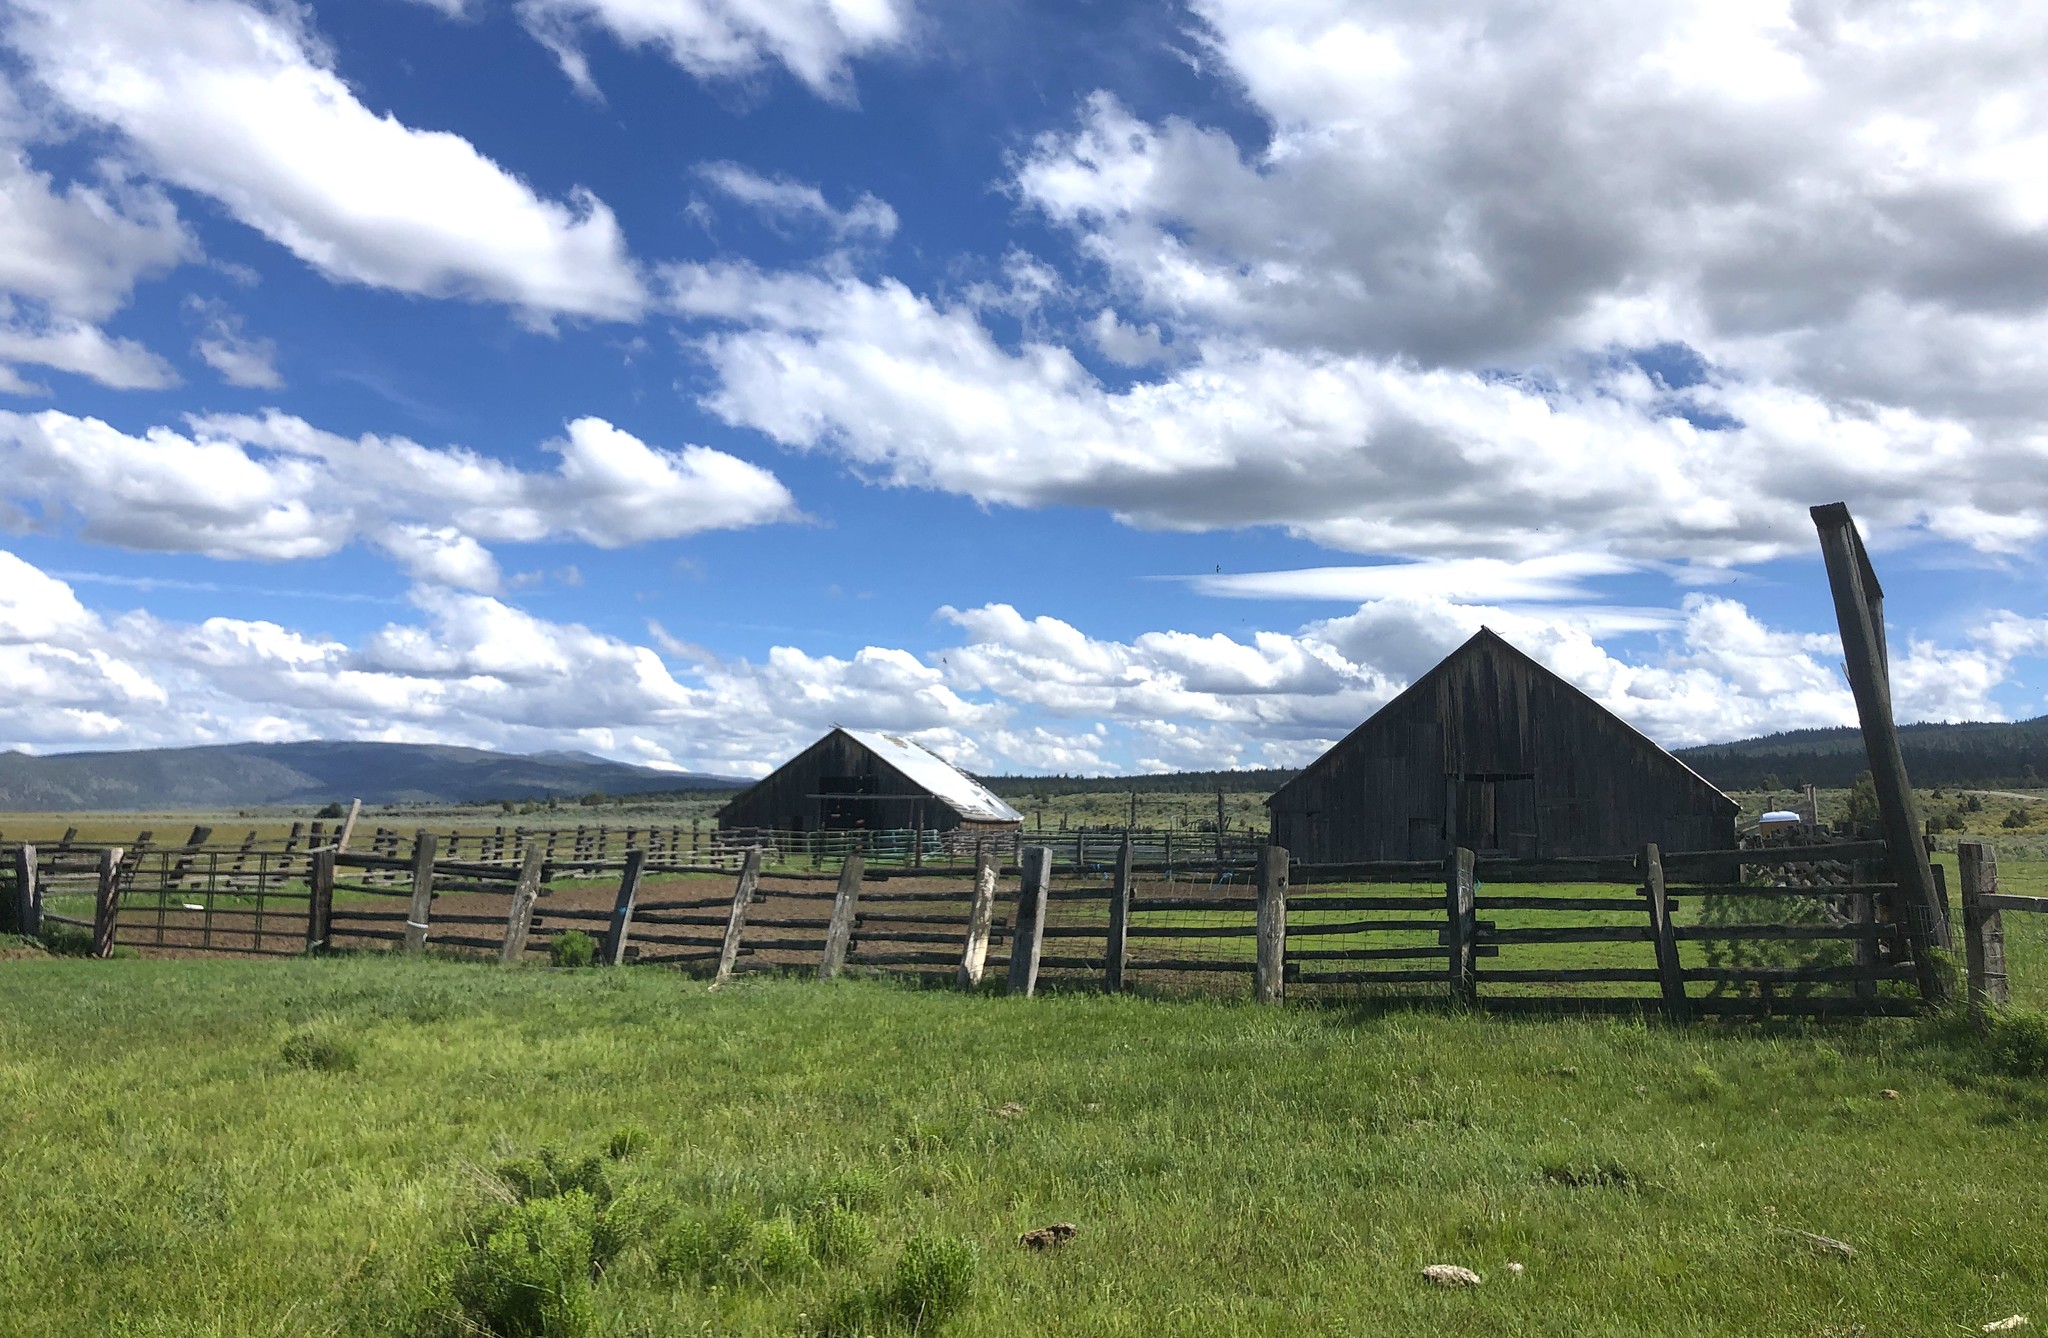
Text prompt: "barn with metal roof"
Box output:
[[717, 728, 1023, 835]]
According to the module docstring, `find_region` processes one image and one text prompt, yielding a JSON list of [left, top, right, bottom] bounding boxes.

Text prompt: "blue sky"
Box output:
[[2, 0, 2046, 778]]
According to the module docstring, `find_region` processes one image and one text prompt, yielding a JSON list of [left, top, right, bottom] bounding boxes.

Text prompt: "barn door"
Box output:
[[1452, 774, 1538, 856]]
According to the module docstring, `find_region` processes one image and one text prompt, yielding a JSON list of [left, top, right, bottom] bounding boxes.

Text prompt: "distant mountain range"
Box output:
[[0, 741, 744, 810]]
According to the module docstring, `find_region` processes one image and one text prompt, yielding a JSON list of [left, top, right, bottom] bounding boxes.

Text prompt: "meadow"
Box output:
[[4, 952, 2048, 1337]]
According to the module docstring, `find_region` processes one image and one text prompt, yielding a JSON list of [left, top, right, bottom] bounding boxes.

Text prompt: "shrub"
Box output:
[[883, 1235, 977, 1331], [497, 1149, 612, 1209], [281, 1028, 359, 1073], [316, 801, 347, 819], [549, 931, 597, 969], [2002, 808, 2031, 830], [1983, 1008, 2048, 1077], [39, 922, 95, 957], [604, 1125, 648, 1161], [1966, 793, 1985, 813], [661, 1201, 759, 1285], [452, 1190, 598, 1338], [803, 1201, 876, 1266]]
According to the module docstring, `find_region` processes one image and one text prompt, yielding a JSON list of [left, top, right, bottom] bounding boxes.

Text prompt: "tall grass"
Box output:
[[1, 954, 2044, 1335]]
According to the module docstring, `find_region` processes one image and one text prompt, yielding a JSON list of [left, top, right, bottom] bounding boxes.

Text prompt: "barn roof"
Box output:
[[1268, 628, 1735, 811], [836, 729, 1024, 823]]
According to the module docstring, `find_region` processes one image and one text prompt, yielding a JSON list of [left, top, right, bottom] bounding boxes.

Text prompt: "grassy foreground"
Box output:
[[2, 956, 2045, 1337]]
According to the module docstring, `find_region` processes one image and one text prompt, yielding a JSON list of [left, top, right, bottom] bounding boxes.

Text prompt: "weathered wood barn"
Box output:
[[1267, 629, 1736, 862], [718, 728, 1024, 835]]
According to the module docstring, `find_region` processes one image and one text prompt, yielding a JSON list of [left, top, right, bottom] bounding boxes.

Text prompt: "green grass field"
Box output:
[[4, 953, 2048, 1336]]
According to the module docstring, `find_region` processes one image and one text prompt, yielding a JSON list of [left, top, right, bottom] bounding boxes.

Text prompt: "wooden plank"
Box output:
[[305, 849, 334, 953], [1007, 846, 1052, 997], [402, 831, 438, 954], [1129, 897, 1259, 913], [91, 846, 125, 958], [1106, 832, 1133, 993], [335, 799, 361, 853], [1286, 945, 1448, 962], [1477, 895, 1646, 912], [1682, 964, 1916, 984], [1290, 918, 1453, 936], [1477, 968, 1662, 984], [498, 845, 546, 965], [1446, 847, 1476, 1005], [1960, 840, 2008, 1024], [1255, 845, 1288, 1004], [710, 849, 762, 987], [817, 854, 865, 981], [1289, 969, 1448, 986], [1124, 957, 1254, 973], [1979, 893, 2046, 914], [1673, 924, 1884, 942], [1121, 923, 1258, 940], [1282, 894, 1444, 912], [13, 843, 37, 939], [1811, 502, 1950, 989], [957, 849, 1000, 989], [1643, 843, 1690, 1024], [1665, 883, 1894, 898], [1662, 840, 1888, 869], [600, 849, 646, 967], [1482, 925, 1651, 945]]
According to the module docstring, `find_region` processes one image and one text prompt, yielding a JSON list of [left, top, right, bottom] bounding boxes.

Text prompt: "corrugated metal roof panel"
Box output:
[[841, 728, 1023, 823]]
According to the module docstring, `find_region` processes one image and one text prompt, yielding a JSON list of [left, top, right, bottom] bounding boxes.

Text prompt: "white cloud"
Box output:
[[665, 263, 2048, 565], [6, 0, 645, 322], [0, 142, 192, 324], [1192, 554, 1637, 604], [0, 409, 797, 580], [519, 0, 910, 101], [189, 301, 282, 389], [0, 302, 179, 392], [697, 162, 897, 239], [0, 548, 2036, 771]]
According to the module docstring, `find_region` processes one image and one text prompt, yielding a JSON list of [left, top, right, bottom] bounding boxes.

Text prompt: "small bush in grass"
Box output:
[[1682, 1062, 1727, 1103], [661, 1201, 759, 1285], [452, 1190, 598, 1338], [1983, 1008, 2048, 1077], [549, 931, 597, 968], [281, 1028, 359, 1073], [882, 1234, 977, 1331], [1540, 1154, 1641, 1191], [498, 1148, 612, 1209], [803, 1201, 876, 1266], [39, 922, 94, 957], [605, 1125, 648, 1161]]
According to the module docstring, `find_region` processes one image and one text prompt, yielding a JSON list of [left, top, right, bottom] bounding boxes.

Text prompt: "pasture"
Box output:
[[4, 953, 2048, 1337]]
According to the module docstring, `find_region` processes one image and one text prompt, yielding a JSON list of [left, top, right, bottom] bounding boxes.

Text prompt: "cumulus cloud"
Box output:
[[0, 548, 2039, 771], [6, 0, 645, 322], [0, 409, 797, 581], [519, 0, 910, 101], [697, 161, 898, 240], [188, 300, 282, 389], [664, 263, 2048, 564]]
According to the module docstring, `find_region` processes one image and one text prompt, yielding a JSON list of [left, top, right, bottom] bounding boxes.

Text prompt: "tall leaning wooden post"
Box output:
[[1959, 840, 2008, 1027], [498, 844, 546, 964], [957, 848, 1000, 989], [1445, 846, 1477, 1006], [12, 843, 38, 939], [1812, 502, 1950, 1003], [1105, 832, 1134, 993], [402, 830, 439, 954], [91, 846, 125, 958], [818, 853, 866, 980], [1007, 845, 1051, 997], [601, 849, 647, 967], [1254, 844, 1289, 1004], [710, 848, 762, 987]]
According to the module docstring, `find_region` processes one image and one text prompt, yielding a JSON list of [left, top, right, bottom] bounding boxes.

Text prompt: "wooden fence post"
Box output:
[[601, 849, 646, 967], [958, 849, 1000, 989], [1641, 843, 1690, 1024], [818, 854, 866, 981], [403, 831, 438, 954], [1105, 832, 1134, 993], [306, 848, 335, 954], [1445, 846, 1477, 1005], [1811, 504, 1951, 987], [92, 846, 125, 958], [1959, 840, 2008, 1026], [335, 799, 361, 853], [499, 844, 547, 964], [13, 843, 37, 939], [711, 848, 762, 987], [1007, 845, 1051, 997], [1254, 844, 1289, 1004]]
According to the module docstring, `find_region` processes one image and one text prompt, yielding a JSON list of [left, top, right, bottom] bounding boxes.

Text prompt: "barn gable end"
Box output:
[[717, 728, 1022, 834], [1267, 629, 1737, 861]]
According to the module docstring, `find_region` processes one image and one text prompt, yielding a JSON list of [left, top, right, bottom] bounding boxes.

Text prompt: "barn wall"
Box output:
[[1270, 640, 1735, 862], [718, 732, 1010, 834]]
